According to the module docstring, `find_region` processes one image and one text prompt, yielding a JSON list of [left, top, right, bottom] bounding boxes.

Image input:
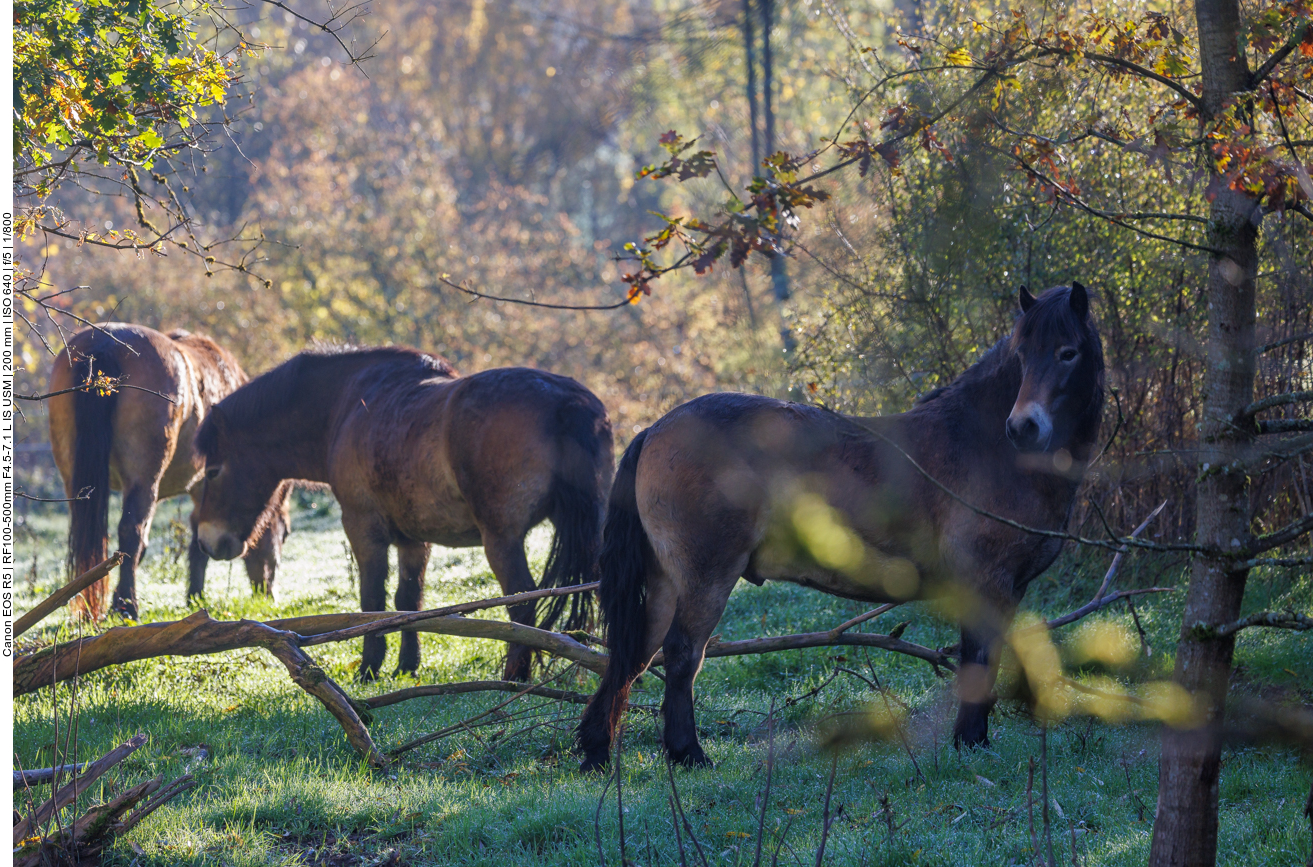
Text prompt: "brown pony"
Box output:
[[190, 345, 614, 681], [48, 324, 291, 619], [577, 283, 1104, 770]]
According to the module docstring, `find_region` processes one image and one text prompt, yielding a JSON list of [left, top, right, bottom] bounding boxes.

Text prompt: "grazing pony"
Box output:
[[577, 283, 1104, 770], [48, 324, 291, 619], [191, 346, 614, 681]]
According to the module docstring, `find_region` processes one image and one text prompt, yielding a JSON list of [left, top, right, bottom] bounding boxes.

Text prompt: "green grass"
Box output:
[[13, 498, 1313, 866]]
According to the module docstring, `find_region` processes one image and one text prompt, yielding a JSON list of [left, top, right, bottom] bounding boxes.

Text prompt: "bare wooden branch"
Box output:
[[1248, 513, 1313, 555], [1243, 390, 1313, 418], [13, 733, 147, 846], [13, 612, 387, 767], [15, 553, 126, 638], [1258, 418, 1313, 434], [362, 680, 593, 710], [655, 629, 957, 671], [827, 603, 900, 638], [1205, 611, 1313, 638], [1043, 588, 1176, 631], [13, 764, 87, 790], [295, 581, 600, 647]]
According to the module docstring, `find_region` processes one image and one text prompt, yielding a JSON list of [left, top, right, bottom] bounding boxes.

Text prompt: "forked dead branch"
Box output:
[[14, 532, 1178, 770]]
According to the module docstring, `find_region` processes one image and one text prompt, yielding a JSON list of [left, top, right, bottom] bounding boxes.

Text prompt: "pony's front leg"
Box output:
[[343, 512, 393, 681], [953, 620, 1006, 748], [482, 533, 536, 682], [394, 539, 431, 676]]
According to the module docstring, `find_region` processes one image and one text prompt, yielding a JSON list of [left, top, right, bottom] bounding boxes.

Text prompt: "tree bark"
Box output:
[[1149, 2, 1259, 864]]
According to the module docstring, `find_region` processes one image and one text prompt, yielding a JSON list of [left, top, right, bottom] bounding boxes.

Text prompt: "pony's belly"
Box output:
[[752, 540, 923, 603]]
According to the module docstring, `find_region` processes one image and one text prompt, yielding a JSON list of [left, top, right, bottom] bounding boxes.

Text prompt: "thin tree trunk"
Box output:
[[1149, 1, 1259, 864], [745, 0, 759, 171], [760, 0, 794, 351]]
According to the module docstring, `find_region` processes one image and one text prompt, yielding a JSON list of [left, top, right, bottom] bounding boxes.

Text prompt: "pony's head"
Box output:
[[192, 405, 288, 560], [1005, 282, 1104, 456]]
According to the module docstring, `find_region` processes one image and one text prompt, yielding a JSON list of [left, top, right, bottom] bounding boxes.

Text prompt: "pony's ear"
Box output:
[[1018, 286, 1038, 313], [1069, 281, 1089, 320]]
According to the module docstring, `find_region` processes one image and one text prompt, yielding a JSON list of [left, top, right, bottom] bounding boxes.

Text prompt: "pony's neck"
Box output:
[[940, 338, 1022, 439], [241, 353, 387, 483]]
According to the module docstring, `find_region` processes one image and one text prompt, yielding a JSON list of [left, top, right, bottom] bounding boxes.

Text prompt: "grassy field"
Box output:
[[13, 494, 1312, 867]]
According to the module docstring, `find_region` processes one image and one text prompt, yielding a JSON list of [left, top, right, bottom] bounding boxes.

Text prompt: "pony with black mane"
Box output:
[[191, 344, 613, 681], [48, 323, 291, 619], [577, 282, 1104, 770]]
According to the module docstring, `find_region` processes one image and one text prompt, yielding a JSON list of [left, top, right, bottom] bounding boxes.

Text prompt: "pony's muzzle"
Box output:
[[1006, 403, 1053, 453], [197, 521, 246, 560]]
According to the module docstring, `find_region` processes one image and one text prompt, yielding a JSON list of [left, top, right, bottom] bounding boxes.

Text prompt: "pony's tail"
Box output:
[[576, 429, 652, 771], [67, 339, 121, 620], [538, 393, 613, 632]]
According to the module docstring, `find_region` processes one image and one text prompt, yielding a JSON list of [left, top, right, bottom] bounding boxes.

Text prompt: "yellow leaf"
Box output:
[[945, 47, 974, 66]]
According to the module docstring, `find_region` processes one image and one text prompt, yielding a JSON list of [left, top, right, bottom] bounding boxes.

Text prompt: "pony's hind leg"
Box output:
[[343, 511, 393, 681], [577, 564, 679, 772], [112, 483, 160, 619], [482, 533, 537, 682], [660, 571, 739, 768], [394, 539, 431, 676]]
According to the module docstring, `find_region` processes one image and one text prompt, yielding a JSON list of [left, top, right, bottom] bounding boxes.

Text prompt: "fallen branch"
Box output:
[[13, 733, 147, 846], [13, 612, 386, 767], [362, 680, 593, 710], [293, 581, 599, 647], [14, 553, 126, 638], [13, 764, 88, 790], [657, 628, 957, 671]]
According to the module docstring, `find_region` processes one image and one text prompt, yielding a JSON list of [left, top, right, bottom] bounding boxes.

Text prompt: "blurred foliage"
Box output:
[[13, 0, 237, 244]]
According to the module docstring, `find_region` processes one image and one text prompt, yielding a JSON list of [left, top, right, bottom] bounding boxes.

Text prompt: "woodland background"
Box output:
[[16, 0, 1311, 545]]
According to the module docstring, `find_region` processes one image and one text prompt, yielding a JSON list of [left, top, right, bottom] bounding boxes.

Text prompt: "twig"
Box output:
[[1027, 757, 1040, 867], [827, 603, 900, 638], [1092, 502, 1168, 601], [387, 665, 577, 756], [1042, 726, 1055, 867], [814, 753, 839, 867], [615, 723, 627, 867], [667, 760, 710, 867], [14, 553, 126, 638], [752, 700, 776, 867], [594, 773, 613, 867], [1042, 588, 1176, 631]]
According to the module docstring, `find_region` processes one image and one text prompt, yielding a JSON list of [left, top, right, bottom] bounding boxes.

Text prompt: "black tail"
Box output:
[[576, 429, 652, 771], [68, 337, 121, 617], [538, 392, 613, 632]]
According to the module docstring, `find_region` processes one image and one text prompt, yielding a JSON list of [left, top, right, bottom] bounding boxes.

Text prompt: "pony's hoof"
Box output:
[[578, 755, 610, 774], [110, 598, 139, 620], [356, 667, 382, 684], [669, 748, 712, 769]]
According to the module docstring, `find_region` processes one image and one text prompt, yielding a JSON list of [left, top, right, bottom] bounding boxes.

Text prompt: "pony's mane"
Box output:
[[916, 284, 1100, 409], [198, 345, 457, 455]]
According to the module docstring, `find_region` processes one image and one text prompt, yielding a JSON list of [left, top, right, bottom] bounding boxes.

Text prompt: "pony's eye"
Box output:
[[1059, 348, 1078, 363], [205, 466, 221, 479]]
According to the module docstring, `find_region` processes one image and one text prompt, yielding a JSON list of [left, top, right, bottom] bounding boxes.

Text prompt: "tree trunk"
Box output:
[[1148, 1, 1259, 865]]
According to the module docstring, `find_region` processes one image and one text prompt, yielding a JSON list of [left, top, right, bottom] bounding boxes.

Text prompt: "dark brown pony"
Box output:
[[48, 324, 291, 619], [577, 283, 1104, 771], [190, 346, 614, 681]]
